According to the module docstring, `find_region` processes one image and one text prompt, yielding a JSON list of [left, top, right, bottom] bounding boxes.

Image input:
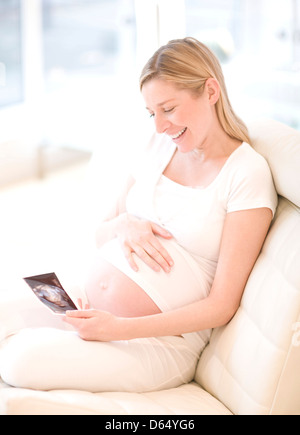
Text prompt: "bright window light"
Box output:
[[0, 0, 23, 108], [185, 0, 300, 130], [41, 0, 138, 152]]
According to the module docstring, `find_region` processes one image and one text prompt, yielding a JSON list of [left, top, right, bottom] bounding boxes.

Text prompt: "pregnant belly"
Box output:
[[84, 254, 162, 318]]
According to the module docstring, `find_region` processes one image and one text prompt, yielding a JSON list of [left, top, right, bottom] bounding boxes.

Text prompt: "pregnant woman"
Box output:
[[0, 38, 277, 392]]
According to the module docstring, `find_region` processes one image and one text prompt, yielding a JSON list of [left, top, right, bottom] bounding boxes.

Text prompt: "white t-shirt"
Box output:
[[127, 133, 278, 264], [99, 133, 278, 352]]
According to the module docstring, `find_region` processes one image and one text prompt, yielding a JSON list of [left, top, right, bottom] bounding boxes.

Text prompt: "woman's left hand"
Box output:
[[63, 309, 122, 342]]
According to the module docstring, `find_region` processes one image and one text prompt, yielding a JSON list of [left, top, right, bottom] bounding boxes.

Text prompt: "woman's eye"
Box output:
[[148, 107, 175, 118], [164, 107, 175, 114]]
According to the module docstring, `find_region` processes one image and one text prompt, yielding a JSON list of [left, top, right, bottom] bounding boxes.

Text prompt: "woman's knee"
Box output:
[[0, 328, 67, 389]]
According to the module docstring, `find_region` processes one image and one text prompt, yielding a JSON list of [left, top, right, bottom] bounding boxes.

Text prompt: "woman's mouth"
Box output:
[[170, 127, 187, 141]]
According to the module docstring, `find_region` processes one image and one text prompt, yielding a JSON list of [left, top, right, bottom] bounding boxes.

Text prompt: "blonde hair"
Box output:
[[140, 37, 250, 144]]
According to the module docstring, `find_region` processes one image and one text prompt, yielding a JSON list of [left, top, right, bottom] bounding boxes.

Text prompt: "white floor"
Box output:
[[0, 162, 96, 297]]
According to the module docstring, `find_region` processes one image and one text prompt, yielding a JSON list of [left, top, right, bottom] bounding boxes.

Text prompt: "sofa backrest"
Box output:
[[195, 119, 300, 415]]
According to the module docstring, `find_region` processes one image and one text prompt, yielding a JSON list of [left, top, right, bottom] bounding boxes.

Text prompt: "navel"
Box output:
[[99, 281, 108, 290]]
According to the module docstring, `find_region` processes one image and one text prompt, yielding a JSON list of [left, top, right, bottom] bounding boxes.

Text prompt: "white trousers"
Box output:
[[0, 288, 200, 393]]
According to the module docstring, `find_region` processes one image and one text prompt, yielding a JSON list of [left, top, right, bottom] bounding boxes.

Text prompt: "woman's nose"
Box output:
[[154, 114, 171, 134]]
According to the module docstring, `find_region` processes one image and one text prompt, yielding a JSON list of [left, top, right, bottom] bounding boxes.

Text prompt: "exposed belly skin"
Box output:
[[84, 256, 162, 318]]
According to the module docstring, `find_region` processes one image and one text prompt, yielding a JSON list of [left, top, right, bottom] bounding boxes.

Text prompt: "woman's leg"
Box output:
[[0, 279, 87, 343], [0, 280, 88, 363], [0, 291, 64, 344], [0, 327, 199, 393]]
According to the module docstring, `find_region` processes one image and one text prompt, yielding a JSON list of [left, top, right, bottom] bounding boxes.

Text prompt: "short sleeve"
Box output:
[[226, 148, 278, 217]]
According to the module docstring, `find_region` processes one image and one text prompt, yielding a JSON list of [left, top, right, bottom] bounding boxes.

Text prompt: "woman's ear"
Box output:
[[205, 78, 220, 105]]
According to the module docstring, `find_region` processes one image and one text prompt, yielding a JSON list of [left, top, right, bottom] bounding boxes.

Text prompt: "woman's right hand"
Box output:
[[115, 213, 174, 273]]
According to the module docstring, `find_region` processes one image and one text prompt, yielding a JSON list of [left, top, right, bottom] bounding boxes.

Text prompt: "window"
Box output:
[[41, 0, 137, 151], [185, 0, 300, 130], [1, 0, 299, 152], [0, 0, 23, 108]]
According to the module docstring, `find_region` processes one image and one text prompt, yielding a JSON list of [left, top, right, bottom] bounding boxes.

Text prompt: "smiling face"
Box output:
[[142, 78, 220, 154]]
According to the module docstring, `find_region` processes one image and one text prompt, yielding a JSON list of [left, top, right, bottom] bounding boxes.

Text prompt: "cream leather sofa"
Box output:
[[0, 119, 299, 415]]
